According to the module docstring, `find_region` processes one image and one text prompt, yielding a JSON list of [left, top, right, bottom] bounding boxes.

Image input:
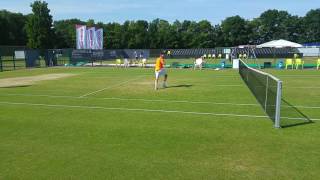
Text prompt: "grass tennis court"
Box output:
[[0, 67, 319, 179]]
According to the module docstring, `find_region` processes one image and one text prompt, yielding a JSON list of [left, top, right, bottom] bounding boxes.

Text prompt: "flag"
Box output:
[[76, 25, 86, 49], [94, 28, 103, 50], [86, 27, 95, 49]]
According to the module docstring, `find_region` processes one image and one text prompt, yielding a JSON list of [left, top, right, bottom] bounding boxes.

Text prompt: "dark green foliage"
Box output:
[[0, 10, 27, 45], [53, 19, 85, 48], [221, 16, 251, 46], [302, 9, 320, 43], [26, 0, 54, 49], [1, 4, 320, 48]]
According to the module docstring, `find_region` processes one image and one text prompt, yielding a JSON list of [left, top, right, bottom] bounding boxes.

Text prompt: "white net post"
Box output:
[[264, 76, 269, 111], [274, 81, 282, 128]]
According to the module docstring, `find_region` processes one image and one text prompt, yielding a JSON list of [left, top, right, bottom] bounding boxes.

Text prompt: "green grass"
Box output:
[[0, 67, 319, 179]]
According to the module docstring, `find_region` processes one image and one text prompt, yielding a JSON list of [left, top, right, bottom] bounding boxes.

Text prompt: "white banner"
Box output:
[[14, 51, 25, 59], [86, 27, 95, 49], [94, 28, 103, 50], [76, 25, 86, 49]]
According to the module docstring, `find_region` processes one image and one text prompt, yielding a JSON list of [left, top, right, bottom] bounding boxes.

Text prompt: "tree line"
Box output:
[[0, 0, 319, 49]]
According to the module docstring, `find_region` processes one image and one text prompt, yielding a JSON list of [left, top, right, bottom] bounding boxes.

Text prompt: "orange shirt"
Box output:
[[155, 57, 165, 71]]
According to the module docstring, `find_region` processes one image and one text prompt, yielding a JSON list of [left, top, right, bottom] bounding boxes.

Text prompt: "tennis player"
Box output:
[[154, 54, 168, 90]]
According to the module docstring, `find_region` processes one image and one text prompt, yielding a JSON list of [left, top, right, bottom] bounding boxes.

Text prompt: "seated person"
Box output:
[[194, 57, 204, 70], [124, 58, 130, 68], [212, 54, 216, 59], [141, 58, 147, 68]]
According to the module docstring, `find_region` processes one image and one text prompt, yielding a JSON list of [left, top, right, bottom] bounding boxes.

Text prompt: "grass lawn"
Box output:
[[0, 67, 319, 179]]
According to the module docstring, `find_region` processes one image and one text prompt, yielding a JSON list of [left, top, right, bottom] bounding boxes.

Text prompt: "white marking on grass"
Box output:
[[281, 116, 320, 121], [280, 75, 320, 77], [1, 101, 319, 121], [99, 97, 261, 106], [215, 85, 242, 87], [0, 93, 261, 106], [0, 101, 269, 119], [1, 93, 320, 109], [283, 105, 320, 109], [212, 76, 239, 78], [283, 86, 320, 89], [220, 84, 320, 89], [79, 76, 145, 98]]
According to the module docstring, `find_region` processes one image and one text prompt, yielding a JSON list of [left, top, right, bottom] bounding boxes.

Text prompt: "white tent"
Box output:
[[257, 39, 303, 48]]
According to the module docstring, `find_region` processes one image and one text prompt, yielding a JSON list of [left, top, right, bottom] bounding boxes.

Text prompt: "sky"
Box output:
[[1, 0, 319, 24]]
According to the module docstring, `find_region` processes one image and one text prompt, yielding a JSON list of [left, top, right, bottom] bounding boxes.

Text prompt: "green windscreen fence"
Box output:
[[46, 49, 72, 66], [0, 46, 27, 71]]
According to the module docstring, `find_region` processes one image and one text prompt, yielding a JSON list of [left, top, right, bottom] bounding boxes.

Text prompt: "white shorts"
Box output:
[[155, 69, 167, 79]]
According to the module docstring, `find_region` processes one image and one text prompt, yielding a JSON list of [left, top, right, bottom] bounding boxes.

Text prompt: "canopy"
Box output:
[[257, 39, 303, 48]]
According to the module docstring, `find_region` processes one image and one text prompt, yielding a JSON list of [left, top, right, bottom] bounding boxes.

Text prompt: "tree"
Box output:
[[103, 22, 123, 49], [285, 15, 303, 43], [148, 19, 160, 49], [86, 19, 95, 27], [26, 0, 54, 49], [53, 19, 85, 48], [221, 16, 250, 46], [157, 20, 172, 48], [212, 24, 224, 47], [0, 10, 27, 45], [133, 20, 149, 48], [179, 20, 194, 48], [197, 20, 214, 48], [302, 9, 320, 43], [1, 2, 315, 49], [255, 10, 292, 43]]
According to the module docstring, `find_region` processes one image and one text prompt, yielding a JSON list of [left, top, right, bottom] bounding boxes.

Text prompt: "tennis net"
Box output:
[[239, 60, 282, 128]]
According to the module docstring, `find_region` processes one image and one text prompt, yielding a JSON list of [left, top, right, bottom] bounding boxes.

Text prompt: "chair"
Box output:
[[238, 54, 243, 59], [285, 58, 293, 69], [295, 58, 304, 69], [208, 54, 212, 59], [317, 59, 320, 70], [276, 59, 284, 69], [220, 60, 226, 69], [218, 54, 222, 59], [243, 54, 247, 59], [116, 59, 121, 68], [212, 54, 216, 59], [203, 54, 207, 59], [141, 58, 147, 68]]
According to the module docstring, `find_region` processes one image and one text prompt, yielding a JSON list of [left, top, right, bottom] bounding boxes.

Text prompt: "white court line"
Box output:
[[0, 101, 269, 119], [1, 93, 320, 109], [279, 75, 320, 77], [213, 84, 320, 89], [214, 85, 320, 89], [215, 85, 242, 87], [0, 101, 319, 121], [213, 75, 238, 77], [201, 83, 320, 89], [79, 76, 145, 98], [284, 87, 320, 89], [0, 93, 262, 107], [212, 75, 320, 78], [281, 116, 320, 121]]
